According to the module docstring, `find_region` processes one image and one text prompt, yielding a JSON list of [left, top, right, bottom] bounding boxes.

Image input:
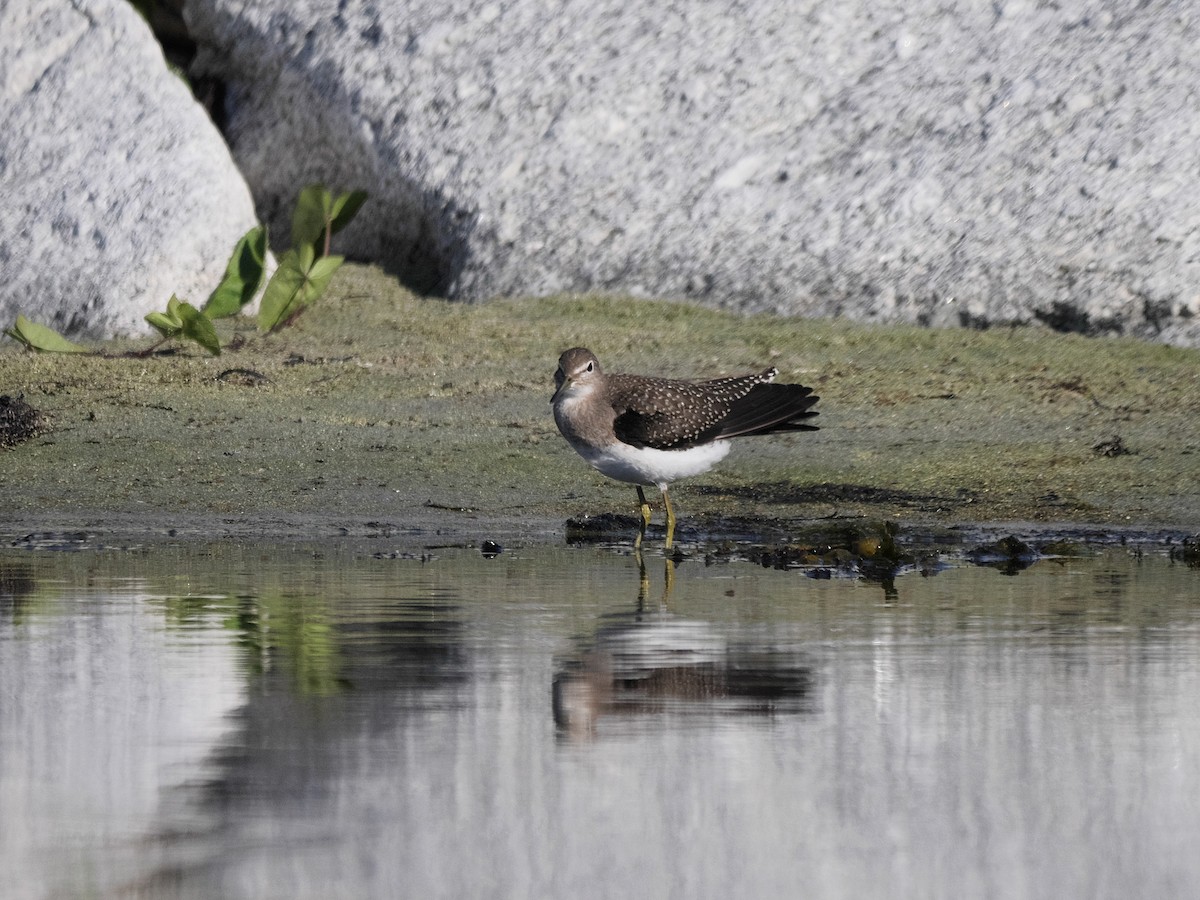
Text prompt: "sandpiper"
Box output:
[[551, 347, 819, 547]]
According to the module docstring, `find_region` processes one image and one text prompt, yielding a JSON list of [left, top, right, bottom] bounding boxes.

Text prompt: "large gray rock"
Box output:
[[0, 0, 260, 339], [187, 0, 1200, 345]]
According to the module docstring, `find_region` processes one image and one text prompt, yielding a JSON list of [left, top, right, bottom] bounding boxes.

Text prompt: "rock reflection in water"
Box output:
[[115, 593, 473, 897], [199, 596, 468, 810]]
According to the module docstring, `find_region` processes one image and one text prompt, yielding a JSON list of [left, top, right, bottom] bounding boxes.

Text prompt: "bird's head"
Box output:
[[552, 347, 602, 403]]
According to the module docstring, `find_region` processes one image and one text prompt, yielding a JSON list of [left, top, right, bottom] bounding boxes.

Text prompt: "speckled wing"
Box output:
[[609, 369, 816, 450]]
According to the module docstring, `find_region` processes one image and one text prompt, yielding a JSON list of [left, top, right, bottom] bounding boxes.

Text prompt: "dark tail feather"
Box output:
[[711, 383, 819, 440]]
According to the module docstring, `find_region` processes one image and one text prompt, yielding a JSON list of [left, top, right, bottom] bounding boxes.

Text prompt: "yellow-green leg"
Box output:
[[662, 487, 676, 549], [633, 545, 674, 605], [635, 485, 653, 549]]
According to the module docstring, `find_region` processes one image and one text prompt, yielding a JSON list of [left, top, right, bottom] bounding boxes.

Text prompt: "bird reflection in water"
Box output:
[[552, 551, 815, 739]]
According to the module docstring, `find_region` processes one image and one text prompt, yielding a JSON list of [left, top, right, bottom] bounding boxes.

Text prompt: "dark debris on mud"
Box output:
[[1092, 434, 1134, 457], [0, 394, 45, 448], [1172, 536, 1200, 567], [565, 512, 647, 542], [695, 481, 969, 511], [563, 504, 1200, 603]]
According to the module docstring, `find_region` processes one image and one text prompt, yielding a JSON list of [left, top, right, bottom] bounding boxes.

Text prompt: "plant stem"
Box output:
[[128, 335, 172, 358]]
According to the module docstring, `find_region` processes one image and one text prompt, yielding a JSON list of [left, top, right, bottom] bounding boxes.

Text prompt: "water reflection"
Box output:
[[553, 554, 815, 738], [0, 562, 35, 619], [1, 541, 1199, 899]]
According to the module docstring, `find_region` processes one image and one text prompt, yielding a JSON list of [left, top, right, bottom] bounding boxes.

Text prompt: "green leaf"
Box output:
[[257, 249, 308, 333], [3, 315, 89, 353], [146, 294, 186, 338], [329, 190, 368, 235], [257, 248, 345, 333], [291, 184, 332, 253], [176, 301, 221, 356], [308, 254, 344, 290], [204, 225, 268, 318], [145, 311, 182, 339]]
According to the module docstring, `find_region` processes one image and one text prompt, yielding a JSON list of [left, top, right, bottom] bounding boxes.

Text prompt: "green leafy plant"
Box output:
[[258, 185, 367, 333], [145, 294, 222, 356], [4, 186, 365, 354], [142, 225, 269, 355]]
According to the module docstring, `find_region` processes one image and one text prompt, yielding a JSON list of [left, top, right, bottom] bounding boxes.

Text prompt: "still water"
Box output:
[[1, 539, 1199, 899]]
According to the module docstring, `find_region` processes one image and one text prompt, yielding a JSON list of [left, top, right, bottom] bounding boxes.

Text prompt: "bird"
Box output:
[[551, 347, 819, 547]]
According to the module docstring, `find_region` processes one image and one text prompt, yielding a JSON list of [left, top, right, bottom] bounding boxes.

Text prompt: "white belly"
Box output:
[[573, 439, 732, 489]]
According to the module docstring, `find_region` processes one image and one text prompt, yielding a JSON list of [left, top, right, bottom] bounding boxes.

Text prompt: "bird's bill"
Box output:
[[551, 368, 568, 404]]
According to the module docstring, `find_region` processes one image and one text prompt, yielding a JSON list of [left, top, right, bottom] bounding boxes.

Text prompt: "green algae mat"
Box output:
[[2, 263, 1198, 545]]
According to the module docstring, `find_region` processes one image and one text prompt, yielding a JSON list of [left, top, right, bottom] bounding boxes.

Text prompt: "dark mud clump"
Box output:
[[565, 512, 645, 543], [966, 534, 1040, 574], [0, 394, 45, 448], [1092, 435, 1134, 457], [1171, 536, 1200, 567]]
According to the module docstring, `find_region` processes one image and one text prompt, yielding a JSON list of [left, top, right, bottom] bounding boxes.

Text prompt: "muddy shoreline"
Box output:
[[2, 263, 1198, 552]]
